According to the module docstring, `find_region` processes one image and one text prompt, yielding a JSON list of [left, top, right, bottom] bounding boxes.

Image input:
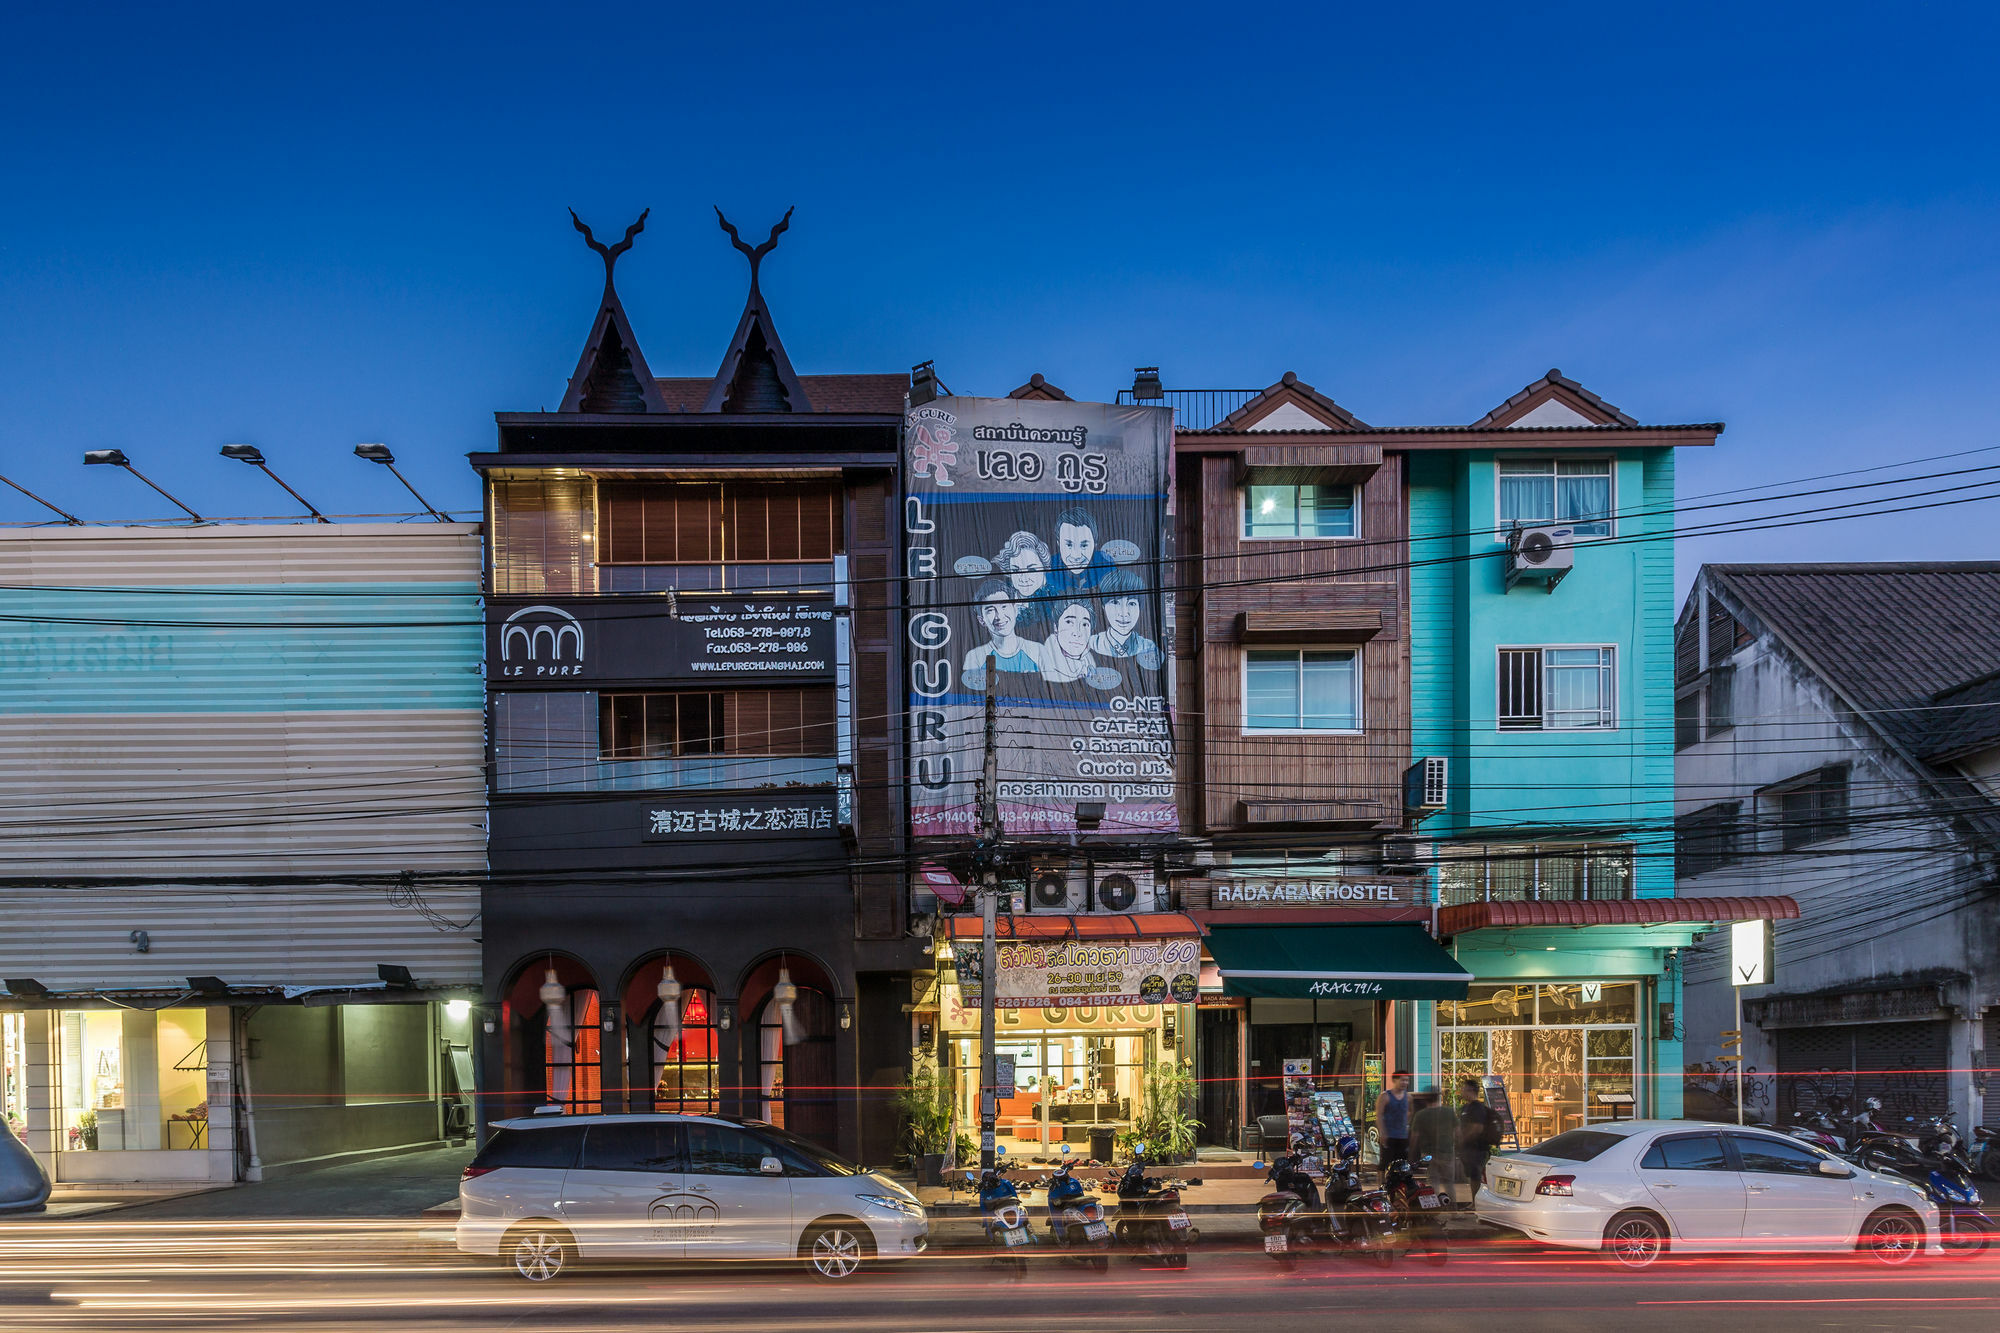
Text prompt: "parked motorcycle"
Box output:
[[1970, 1126, 1999, 1182], [1255, 1135, 1400, 1268], [1382, 1154, 1450, 1265], [973, 1165, 1036, 1275], [1109, 1151, 1191, 1269], [1038, 1162, 1112, 1270], [1849, 1122, 1995, 1258]]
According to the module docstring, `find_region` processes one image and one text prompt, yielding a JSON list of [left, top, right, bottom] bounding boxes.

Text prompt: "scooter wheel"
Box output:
[[1942, 1214, 1994, 1258], [1010, 1255, 1030, 1279], [1369, 1245, 1397, 1270], [1165, 1252, 1188, 1270], [1089, 1254, 1109, 1272]]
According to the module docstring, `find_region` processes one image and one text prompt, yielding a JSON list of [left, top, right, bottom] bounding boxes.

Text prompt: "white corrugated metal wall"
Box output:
[[0, 525, 485, 989]]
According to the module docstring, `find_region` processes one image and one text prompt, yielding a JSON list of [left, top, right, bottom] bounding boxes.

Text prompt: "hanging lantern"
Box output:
[[654, 963, 684, 1051], [774, 964, 805, 1046]]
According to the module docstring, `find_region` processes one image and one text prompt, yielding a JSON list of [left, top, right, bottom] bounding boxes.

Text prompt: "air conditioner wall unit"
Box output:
[[1506, 524, 1574, 592], [1028, 864, 1157, 913], [1405, 756, 1448, 812]]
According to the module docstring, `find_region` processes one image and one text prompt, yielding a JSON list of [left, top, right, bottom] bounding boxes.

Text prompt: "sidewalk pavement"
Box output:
[[15, 1146, 478, 1222]]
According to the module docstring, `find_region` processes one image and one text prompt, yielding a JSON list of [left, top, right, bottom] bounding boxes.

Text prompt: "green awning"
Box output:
[[1206, 924, 1471, 1000]]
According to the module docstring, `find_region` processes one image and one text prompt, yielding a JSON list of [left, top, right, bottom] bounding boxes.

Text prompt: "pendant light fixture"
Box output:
[[654, 962, 684, 1051]]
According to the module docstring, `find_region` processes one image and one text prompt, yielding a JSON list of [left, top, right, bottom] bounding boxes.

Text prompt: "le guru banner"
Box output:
[[904, 397, 1177, 837], [956, 935, 1201, 1009]]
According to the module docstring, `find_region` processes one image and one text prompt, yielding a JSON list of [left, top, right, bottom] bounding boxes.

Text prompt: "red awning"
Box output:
[[1437, 895, 1801, 936], [945, 912, 1198, 941]]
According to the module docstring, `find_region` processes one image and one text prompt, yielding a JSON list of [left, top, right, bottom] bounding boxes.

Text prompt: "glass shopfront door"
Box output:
[[1435, 982, 1640, 1147], [952, 1030, 1154, 1151]]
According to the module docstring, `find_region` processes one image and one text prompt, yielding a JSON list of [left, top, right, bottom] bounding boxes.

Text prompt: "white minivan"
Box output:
[[456, 1113, 928, 1281]]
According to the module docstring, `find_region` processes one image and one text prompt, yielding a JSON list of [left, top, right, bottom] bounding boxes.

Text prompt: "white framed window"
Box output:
[[1497, 647, 1616, 730], [1243, 483, 1357, 539], [1245, 648, 1361, 732], [1497, 458, 1613, 537]]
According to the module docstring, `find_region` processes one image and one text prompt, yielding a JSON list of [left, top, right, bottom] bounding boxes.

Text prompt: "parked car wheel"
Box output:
[[1859, 1208, 1923, 1266], [802, 1220, 874, 1281], [504, 1223, 574, 1282], [1601, 1211, 1668, 1270]]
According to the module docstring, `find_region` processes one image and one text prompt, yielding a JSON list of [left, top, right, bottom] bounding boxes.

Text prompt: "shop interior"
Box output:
[[1435, 981, 1639, 1145], [58, 1008, 209, 1152]]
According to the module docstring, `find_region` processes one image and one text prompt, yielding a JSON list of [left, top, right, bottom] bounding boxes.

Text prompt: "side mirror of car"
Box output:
[[1818, 1160, 1854, 1178], [760, 1156, 784, 1176]]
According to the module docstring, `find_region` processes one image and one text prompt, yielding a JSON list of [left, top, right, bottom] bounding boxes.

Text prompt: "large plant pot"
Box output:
[[918, 1153, 946, 1187]]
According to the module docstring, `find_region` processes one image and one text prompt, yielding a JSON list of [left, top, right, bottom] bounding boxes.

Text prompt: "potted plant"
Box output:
[[1121, 1061, 1201, 1164], [894, 1062, 958, 1185]]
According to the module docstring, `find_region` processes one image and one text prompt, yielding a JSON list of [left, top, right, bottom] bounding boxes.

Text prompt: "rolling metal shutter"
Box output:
[[1776, 1021, 1949, 1123]]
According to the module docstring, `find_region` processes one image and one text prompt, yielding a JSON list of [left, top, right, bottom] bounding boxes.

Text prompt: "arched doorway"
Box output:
[[740, 955, 839, 1149], [501, 955, 601, 1115], [622, 954, 720, 1116]]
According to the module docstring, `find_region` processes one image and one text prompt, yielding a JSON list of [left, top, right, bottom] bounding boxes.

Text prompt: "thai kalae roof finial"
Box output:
[[569, 207, 650, 288], [715, 206, 793, 293]]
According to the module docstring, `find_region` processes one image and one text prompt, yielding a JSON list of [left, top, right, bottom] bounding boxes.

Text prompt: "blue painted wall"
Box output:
[[0, 584, 484, 713], [1408, 449, 1675, 897]]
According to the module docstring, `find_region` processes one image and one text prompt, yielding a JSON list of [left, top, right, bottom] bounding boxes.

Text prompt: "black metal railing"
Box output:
[[1114, 388, 1263, 431]]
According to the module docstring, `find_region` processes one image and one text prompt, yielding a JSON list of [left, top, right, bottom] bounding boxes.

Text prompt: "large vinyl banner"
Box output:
[[904, 397, 1176, 838]]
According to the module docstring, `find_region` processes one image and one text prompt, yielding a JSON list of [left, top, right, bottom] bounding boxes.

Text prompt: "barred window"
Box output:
[[1499, 648, 1615, 730], [1676, 803, 1743, 879]]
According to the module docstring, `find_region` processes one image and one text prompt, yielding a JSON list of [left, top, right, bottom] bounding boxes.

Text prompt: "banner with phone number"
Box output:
[[955, 935, 1200, 1009]]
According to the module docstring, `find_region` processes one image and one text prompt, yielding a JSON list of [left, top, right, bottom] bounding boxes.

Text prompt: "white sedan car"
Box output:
[[1476, 1119, 1940, 1268]]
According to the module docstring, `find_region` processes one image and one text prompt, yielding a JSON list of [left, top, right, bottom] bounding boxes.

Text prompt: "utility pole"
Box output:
[[976, 668, 1002, 1171]]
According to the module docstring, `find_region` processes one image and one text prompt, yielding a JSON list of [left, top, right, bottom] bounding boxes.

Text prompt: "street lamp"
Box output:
[[220, 444, 329, 522], [0, 474, 82, 524], [83, 449, 204, 522], [354, 444, 451, 522]]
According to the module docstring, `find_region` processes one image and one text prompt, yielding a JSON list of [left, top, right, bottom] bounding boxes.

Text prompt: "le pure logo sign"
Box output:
[[489, 597, 836, 686], [498, 605, 586, 678]]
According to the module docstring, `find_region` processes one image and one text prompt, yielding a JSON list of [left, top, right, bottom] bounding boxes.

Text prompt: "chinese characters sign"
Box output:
[[641, 800, 835, 840], [904, 397, 1176, 837], [955, 935, 1200, 1009]]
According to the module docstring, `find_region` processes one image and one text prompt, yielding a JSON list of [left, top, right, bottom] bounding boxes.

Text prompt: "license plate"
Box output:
[[1264, 1234, 1288, 1254], [1418, 1192, 1441, 1209], [1168, 1212, 1190, 1231], [1495, 1177, 1521, 1198], [1084, 1221, 1110, 1241], [1003, 1227, 1029, 1247]]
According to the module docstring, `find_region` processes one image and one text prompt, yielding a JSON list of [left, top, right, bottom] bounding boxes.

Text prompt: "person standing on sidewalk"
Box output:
[[1409, 1087, 1458, 1195], [1374, 1071, 1413, 1173], [1456, 1077, 1501, 1204]]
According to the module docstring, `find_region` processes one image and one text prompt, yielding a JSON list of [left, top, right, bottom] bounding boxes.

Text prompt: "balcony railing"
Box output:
[[1114, 388, 1263, 432], [496, 753, 838, 795], [1434, 843, 1636, 906]]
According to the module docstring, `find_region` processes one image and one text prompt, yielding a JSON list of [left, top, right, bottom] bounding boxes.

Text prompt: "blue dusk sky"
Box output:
[[3, 2, 1997, 590]]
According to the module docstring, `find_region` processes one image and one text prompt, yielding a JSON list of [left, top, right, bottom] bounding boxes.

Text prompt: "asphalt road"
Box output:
[[3, 1222, 1999, 1332]]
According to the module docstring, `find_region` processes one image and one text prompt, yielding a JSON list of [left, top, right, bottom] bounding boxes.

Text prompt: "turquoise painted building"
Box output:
[[1401, 371, 1735, 1137]]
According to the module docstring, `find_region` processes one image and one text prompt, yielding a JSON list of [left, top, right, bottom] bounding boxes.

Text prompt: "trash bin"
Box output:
[[1089, 1125, 1116, 1162]]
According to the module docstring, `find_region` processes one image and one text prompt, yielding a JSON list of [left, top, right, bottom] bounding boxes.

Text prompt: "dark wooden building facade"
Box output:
[[472, 213, 917, 1163]]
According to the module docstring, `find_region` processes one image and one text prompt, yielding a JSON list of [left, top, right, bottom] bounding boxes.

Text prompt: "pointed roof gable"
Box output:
[[1475, 368, 1637, 429], [1007, 373, 1072, 401], [1214, 371, 1367, 431], [703, 207, 812, 414], [558, 210, 670, 415]]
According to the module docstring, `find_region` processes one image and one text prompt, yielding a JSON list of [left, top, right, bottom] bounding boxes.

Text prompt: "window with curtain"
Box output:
[[1498, 459, 1613, 536], [653, 989, 718, 1116], [491, 478, 596, 594], [1242, 483, 1357, 538], [597, 481, 840, 592], [1497, 647, 1615, 730], [1245, 649, 1361, 731]]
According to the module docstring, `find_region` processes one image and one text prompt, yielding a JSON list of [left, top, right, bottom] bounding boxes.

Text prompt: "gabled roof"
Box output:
[[558, 210, 670, 415], [1708, 563, 2000, 765], [1008, 373, 1072, 401], [1474, 368, 1637, 428], [1213, 371, 1367, 432], [653, 374, 906, 415], [703, 208, 811, 414]]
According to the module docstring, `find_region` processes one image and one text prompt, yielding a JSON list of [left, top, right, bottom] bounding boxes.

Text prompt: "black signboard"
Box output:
[[487, 596, 835, 687]]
